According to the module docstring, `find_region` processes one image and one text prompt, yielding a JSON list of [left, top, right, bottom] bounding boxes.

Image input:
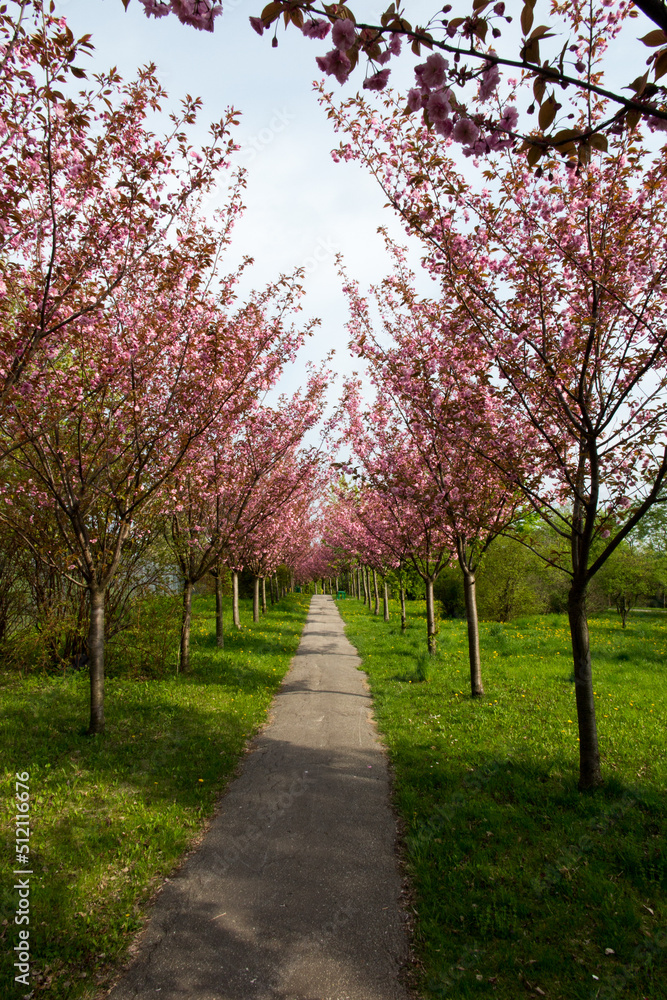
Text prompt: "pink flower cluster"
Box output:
[[407, 53, 515, 155], [138, 0, 221, 31], [306, 16, 398, 90]]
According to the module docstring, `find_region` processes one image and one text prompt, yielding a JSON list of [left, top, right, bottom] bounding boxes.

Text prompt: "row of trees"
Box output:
[[304, 4, 667, 791], [0, 4, 328, 733]]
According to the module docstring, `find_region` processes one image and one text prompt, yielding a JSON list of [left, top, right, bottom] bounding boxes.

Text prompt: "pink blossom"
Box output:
[[316, 49, 352, 85], [427, 89, 451, 122], [478, 62, 500, 101], [249, 16, 264, 35], [647, 115, 667, 133], [363, 69, 391, 92], [302, 18, 331, 40], [331, 19, 356, 51], [417, 53, 448, 90], [499, 106, 519, 132], [168, 0, 222, 31], [407, 88, 424, 113], [452, 118, 480, 145], [435, 118, 454, 139], [138, 0, 171, 17], [388, 34, 402, 56]]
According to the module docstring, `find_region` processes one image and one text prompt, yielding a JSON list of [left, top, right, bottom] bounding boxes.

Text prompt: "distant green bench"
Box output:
[[336, 590, 346, 600]]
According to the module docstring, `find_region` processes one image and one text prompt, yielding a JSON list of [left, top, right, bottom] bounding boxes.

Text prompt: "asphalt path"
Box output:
[[106, 594, 412, 1000]]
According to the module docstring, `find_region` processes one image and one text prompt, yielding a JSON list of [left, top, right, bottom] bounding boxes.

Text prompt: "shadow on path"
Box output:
[[107, 595, 411, 1000]]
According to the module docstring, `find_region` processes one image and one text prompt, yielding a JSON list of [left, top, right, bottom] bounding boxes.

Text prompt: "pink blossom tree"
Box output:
[[325, 69, 667, 787], [0, 6, 239, 406], [341, 378, 454, 654], [166, 367, 327, 667], [342, 249, 525, 696], [0, 171, 294, 733]]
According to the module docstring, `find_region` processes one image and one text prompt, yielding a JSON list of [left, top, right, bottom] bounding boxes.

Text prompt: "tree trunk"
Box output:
[[335, 575, 339, 593], [87, 586, 105, 735], [462, 568, 484, 697], [180, 578, 193, 673], [365, 566, 372, 608], [568, 583, 603, 790], [373, 569, 380, 616], [215, 571, 224, 649], [383, 578, 390, 621], [361, 566, 367, 605], [261, 576, 267, 614], [253, 575, 260, 622], [425, 576, 438, 656], [232, 571, 240, 628], [399, 580, 407, 631]]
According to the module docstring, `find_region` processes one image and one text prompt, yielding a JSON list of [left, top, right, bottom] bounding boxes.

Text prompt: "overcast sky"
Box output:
[[52, 1, 654, 408]]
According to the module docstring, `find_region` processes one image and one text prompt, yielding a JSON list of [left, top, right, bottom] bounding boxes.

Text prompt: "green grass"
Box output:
[[1, 592, 310, 999], [337, 598, 667, 1000]]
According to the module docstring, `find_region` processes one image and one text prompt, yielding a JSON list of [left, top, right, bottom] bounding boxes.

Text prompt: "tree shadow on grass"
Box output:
[[0, 686, 281, 997], [390, 745, 667, 998]]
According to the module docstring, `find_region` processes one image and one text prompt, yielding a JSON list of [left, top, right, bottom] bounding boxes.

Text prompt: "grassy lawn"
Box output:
[[1, 592, 310, 999], [337, 598, 667, 1000]]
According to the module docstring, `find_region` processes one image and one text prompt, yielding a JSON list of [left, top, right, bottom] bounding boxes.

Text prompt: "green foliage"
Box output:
[[598, 543, 664, 625], [105, 594, 182, 678], [0, 593, 309, 999], [476, 536, 552, 621], [338, 598, 667, 1000], [434, 566, 465, 618]]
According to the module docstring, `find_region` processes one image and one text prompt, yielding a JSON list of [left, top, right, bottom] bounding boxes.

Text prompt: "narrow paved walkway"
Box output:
[[107, 595, 412, 1000]]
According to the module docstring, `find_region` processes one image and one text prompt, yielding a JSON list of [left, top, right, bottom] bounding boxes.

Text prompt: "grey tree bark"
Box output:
[[373, 569, 380, 616], [568, 582, 602, 789], [232, 571, 240, 628], [425, 576, 438, 656], [179, 579, 193, 673], [87, 586, 105, 734], [462, 569, 483, 697], [215, 570, 224, 649], [383, 578, 390, 621], [253, 575, 260, 622]]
